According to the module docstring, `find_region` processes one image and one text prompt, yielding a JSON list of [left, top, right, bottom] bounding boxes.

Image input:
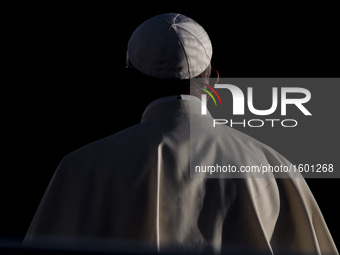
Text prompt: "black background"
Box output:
[[2, 2, 339, 249]]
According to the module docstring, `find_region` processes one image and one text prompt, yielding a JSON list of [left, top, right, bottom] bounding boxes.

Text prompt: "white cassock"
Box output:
[[24, 95, 338, 254]]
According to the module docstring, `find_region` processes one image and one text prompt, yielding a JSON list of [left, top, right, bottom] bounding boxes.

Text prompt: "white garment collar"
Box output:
[[143, 95, 201, 115]]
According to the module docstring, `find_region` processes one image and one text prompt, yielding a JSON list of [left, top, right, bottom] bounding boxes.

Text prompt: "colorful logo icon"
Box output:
[[198, 82, 222, 106]]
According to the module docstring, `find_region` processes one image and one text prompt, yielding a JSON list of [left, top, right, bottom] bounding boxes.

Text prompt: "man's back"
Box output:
[[24, 96, 337, 254]]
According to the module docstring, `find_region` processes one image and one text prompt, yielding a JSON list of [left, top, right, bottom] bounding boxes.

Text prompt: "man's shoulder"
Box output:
[[61, 122, 150, 163], [208, 123, 292, 166]]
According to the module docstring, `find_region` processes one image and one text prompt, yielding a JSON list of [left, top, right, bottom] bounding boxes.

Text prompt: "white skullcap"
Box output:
[[127, 13, 212, 79]]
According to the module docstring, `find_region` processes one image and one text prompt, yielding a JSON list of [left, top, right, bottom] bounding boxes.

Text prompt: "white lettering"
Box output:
[[281, 87, 312, 116], [247, 87, 278, 115]]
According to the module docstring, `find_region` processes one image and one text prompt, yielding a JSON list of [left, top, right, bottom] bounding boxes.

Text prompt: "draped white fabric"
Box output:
[[24, 96, 338, 254]]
